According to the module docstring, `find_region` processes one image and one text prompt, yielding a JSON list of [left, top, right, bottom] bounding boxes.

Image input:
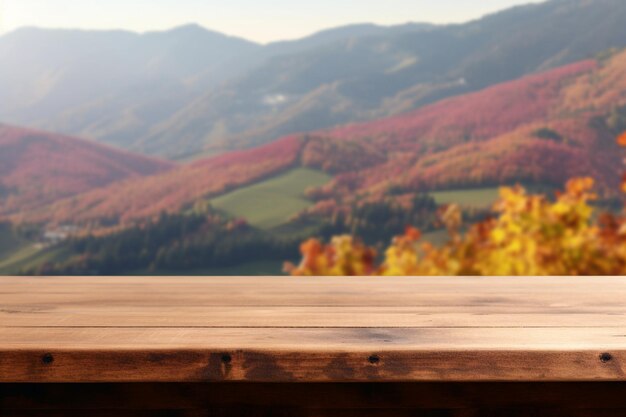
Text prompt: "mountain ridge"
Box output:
[[0, 20, 433, 155], [9, 0, 626, 160], [138, 0, 626, 159]]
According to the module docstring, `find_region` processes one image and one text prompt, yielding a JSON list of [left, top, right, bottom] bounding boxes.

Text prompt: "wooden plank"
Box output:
[[2, 327, 626, 349], [2, 277, 626, 308], [0, 348, 622, 382], [1, 277, 626, 383], [3, 306, 626, 328]]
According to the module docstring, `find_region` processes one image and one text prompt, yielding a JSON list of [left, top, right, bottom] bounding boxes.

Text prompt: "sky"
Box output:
[[0, 0, 542, 43]]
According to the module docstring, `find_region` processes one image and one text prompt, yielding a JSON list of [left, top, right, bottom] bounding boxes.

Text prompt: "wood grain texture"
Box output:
[[1, 276, 625, 383]]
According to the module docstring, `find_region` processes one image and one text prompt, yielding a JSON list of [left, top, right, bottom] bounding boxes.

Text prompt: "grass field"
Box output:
[[0, 224, 21, 257], [430, 184, 557, 210], [0, 224, 33, 274], [0, 245, 71, 275], [0, 223, 75, 275], [430, 188, 501, 209], [211, 168, 331, 230]]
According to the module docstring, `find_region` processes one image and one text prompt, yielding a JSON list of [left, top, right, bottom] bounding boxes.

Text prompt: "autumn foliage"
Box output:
[[287, 178, 626, 276], [286, 134, 626, 276], [13, 135, 303, 226], [11, 53, 626, 230], [303, 57, 624, 210], [0, 125, 173, 218], [5, 50, 626, 240]]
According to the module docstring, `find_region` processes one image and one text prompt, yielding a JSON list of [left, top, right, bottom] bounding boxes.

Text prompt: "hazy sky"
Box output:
[[0, 0, 542, 43]]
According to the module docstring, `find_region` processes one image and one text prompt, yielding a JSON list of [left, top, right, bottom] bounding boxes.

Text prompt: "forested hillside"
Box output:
[[17, 51, 626, 230], [0, 125, 173, 218], [141, 0, 626, 158]]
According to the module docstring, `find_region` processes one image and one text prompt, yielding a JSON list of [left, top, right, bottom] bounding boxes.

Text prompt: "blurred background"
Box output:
[[1, 0, 625, 275]]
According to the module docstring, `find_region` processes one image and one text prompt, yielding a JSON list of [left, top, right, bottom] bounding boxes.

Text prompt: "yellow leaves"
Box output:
[[288, 175, 626, 276], [285, 236, 377, 276], [438, 204, 462, 241], [565, 177, 595, 199], [491, 228, 506, 244], [383, 244, 419, 276]]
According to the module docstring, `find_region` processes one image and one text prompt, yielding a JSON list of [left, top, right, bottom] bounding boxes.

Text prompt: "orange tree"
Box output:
[[286, 135, 626, 276]]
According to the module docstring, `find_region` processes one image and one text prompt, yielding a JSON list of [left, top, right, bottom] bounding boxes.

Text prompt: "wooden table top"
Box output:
[[1, 276, 625, 383]]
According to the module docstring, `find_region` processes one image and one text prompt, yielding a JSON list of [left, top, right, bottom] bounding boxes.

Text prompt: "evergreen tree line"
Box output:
[[29, 213, 300, 275], [316, 195, 440, 244]]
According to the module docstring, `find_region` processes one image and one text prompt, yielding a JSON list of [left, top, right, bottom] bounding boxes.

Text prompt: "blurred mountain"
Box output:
[[0, 21, 428, 155], [2, 0, 626, 160], [141, 0, 626, 159], [265, 23, 433, 55], [0, 24, 261, 148]]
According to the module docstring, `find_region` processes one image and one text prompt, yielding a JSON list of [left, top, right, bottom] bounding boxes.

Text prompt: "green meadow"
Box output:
[[430, 187, 502, 210], [211, 168, 331, 230]]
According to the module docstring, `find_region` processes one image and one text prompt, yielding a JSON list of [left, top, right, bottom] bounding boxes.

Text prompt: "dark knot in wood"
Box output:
[[368, 355, 381, 365]]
